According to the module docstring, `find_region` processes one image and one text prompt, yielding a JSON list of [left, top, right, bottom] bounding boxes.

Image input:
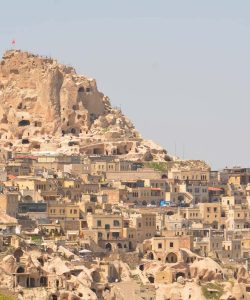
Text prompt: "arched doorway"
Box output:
[[14, 248, 23, 263], [166, 252, 177, 263], [117, 243, 122, 249], [105, 243, 112, 251], [16, 266, 25, 273], [178, 195, 184, 203], [148, 275, 155, 283], [176, 272, 185, 281]]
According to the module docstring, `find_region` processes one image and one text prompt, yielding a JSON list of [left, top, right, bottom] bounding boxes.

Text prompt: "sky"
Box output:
[[0, 0, 250, 169]]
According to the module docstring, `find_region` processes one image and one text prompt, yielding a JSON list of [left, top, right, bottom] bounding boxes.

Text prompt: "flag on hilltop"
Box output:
[[11, 39, 16, 46]]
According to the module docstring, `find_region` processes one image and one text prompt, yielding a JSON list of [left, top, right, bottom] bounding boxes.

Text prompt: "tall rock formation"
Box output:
[[0, 50, 170, 161]]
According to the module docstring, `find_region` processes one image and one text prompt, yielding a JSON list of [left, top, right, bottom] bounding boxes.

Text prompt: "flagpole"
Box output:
[[11, 39, 16, 49]]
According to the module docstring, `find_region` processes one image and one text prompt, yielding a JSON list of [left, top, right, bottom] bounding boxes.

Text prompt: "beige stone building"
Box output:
[[129, 213, 156, 243], [144, 235, 193, 263], [85, 213, 128, 251], [198, 203, 221, 228], [128, 187, 165, 206], [48, 202, 79, 221], [0, 190, 19, 217], [102, 187, 128, 204]]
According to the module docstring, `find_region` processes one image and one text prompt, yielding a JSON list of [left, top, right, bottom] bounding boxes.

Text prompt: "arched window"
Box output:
[[105, 243, 112, 251]]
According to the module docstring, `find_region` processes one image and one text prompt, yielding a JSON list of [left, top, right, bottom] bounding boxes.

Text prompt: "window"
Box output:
[[138, 222, 142, 228], [74, 209, 77, 214], [113, 220, 120, 226], [158, 243, 162, 249], [112, 232, 119, 238], [170, 242, 173, 247], [105, 224, 110, 230], [97, 220, 102, 227], [98, 232, 102, 239]]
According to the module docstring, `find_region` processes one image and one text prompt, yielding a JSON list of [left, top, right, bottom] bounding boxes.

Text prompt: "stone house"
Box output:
[[85, 213, 129, 251], [144, 235, 193, 263]]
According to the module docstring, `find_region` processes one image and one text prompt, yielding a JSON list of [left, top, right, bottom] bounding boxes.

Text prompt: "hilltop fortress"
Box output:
[[0, 50, 170, 161]]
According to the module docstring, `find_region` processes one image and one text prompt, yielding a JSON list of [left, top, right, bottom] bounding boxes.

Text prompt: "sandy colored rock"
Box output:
[[0, 50, 169, 161], [190, 257, 224, 281]]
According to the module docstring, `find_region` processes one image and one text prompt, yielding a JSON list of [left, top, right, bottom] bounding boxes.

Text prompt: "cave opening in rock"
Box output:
[[148, 276, 155, 283], [22, 139, 29, 144], [18, 120, 30, 126], [78, 87, 84, 93]]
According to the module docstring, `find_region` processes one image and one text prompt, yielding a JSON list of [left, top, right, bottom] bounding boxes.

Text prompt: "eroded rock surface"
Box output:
[[0, 50, 169, 161]]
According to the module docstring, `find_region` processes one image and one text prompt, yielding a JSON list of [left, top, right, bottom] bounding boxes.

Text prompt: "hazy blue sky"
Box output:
[[0, 0, 250, 169]]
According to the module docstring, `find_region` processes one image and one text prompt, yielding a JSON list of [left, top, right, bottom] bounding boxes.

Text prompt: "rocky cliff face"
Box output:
[[0, 50, 170, 161]]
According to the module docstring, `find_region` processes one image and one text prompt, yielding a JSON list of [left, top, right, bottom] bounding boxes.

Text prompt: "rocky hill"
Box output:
[[0, 50, 170, 161]]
